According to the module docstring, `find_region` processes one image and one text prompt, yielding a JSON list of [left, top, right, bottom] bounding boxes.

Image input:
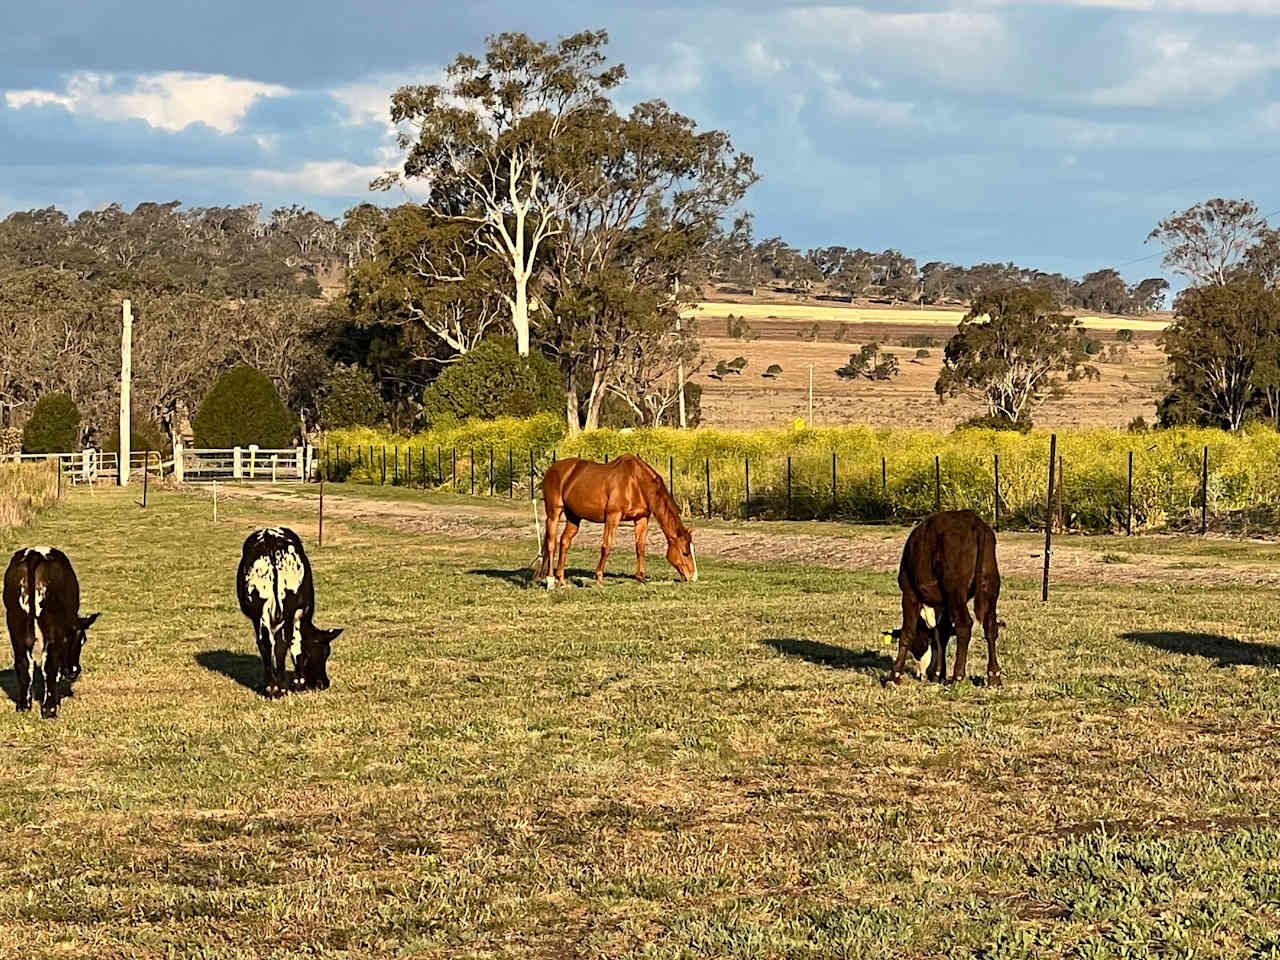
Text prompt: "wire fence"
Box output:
[[318, 438, 1237, 536]]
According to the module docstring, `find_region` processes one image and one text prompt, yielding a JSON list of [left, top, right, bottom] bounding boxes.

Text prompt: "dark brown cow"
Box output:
[[887, 510, 1001, 687], [3, 546, 99, 717]]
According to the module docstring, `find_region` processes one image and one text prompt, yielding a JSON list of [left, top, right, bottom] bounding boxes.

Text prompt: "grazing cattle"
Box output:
[[887, 510, 1002, 687], [3, 546, 99, 718], [236, 527, 342, 699]]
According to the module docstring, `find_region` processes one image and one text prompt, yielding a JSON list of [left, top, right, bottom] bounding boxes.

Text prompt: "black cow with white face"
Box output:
[[3, 546, 99, 718], [236, 527, 342, 699]]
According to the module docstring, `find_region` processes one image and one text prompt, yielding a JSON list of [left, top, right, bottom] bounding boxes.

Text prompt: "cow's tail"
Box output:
[[24, 552, 38, 650]]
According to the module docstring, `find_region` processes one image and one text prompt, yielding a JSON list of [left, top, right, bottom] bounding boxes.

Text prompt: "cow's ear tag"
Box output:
[[881, 631, 894, 645]]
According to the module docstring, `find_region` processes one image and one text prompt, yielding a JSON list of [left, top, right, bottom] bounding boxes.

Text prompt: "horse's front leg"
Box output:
[[633, 516, 648, 583], [596, 511, 621, 585]]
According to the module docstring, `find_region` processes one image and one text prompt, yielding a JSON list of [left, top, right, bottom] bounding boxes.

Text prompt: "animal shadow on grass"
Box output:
[[195, 650, 263, 694], [467, 567, 645, 588], [0, 669, 67, 706], [1121, 631, 1280, 669], [763, 637, 894, 672]]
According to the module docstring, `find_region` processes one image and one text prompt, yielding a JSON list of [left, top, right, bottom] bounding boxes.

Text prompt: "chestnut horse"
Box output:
[[537, 454, 696, 587]]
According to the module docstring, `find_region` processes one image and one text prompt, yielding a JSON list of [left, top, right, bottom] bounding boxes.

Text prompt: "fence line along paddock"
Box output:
[[319, 437, 1255, 535]]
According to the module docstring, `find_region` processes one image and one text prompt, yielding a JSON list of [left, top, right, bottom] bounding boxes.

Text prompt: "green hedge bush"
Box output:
[[193, 366, 296, 448], [22, 393, 81, 453], [421, 338, 561, 425]]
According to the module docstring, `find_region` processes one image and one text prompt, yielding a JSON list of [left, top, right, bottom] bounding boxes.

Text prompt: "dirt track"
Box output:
[[206, 485, 1280, 589]]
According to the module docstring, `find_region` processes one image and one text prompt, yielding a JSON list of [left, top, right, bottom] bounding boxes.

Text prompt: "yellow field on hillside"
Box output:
[[690, 301, 1171, 333]]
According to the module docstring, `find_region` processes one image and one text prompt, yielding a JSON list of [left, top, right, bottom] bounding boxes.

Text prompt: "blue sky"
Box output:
[[4, 0, 1280, 285]]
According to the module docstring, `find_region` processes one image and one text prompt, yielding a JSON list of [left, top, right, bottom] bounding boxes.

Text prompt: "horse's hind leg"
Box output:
[[556, 513, 580, 586], [540, 499, 561, 585], [595, 510, 621, 585], [633, 516, 648, 583]]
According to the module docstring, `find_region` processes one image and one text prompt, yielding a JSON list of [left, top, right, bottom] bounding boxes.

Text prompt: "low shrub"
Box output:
[[194, 366, 296, 448]]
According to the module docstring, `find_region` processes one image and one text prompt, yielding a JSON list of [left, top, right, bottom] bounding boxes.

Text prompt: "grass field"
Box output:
[[5, 485, 1280, 958]]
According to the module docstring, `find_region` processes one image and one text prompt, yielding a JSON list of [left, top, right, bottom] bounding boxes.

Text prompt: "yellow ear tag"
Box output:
[[881, 632, 894, 645]]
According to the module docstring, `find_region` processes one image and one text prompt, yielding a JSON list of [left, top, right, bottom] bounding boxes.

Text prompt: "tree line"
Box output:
[[704, 223, 1169, 316]]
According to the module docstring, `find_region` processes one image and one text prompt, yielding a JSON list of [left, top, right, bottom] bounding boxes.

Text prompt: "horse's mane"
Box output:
[[630, 456, 687, 539]]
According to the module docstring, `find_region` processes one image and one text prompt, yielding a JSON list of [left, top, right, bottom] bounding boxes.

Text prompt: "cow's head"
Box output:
[[666, 527, 697, 582], [297, 623, 342, 690], [887, 624, 931, 661], [65, 612, 99, 682]]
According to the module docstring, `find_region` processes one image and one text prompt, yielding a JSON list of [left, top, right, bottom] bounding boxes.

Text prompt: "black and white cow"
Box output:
[[3, 546, 99, 718], [236, 527, 342, 699]]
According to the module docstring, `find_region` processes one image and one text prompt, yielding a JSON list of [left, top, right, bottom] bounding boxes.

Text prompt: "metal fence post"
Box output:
[[1201, 445, 1209, 535], [705, 458, 711, 518], [529, 449, 535, 500], [786, 456, 792, 519], [1127, 450, 1133, 536], [1043, 434, 1056, 602], [993, 454, 1000, 532], [934, 455, 941, 513]]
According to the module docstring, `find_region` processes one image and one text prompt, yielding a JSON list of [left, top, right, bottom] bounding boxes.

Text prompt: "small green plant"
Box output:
[[763, 363, 783, 379], [899, 334, 938, 348], [1116, 328, 1135, 343], [1102, 552, 1131, 564], [915, 348, 931, 360], [727, 356, 748, 374], [727, 315, 759, 340], [22, 393, 81, 453]]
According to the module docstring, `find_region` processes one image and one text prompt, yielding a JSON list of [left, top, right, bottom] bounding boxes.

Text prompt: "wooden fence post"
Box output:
[[469, 448, 474, 495], [318, 477, 324, 548], [744, 457, 750, 513], [529, 449, 534, 500], [174, 441, 184, 483], [56, 457, 61, 499], [832, 452, 837, 513], [233, 446, 243, 480], [380, 446, 386, 485], [881, 455, 886, 490], [489, 448, 494, 496], [669, 456, 674, 499], [142, 451, 149, 507], [1043, 434, 1056, 602]]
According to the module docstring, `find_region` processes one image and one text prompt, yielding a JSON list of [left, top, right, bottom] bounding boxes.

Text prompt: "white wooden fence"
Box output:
[[7, 444, 316, 485]]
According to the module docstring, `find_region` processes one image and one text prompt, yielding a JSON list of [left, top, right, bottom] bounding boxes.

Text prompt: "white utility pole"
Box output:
[[119, 299, 132, 486]]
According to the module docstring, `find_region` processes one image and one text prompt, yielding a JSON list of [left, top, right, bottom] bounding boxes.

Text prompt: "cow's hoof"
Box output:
[[40, 703, 57, 719], [544, 576, 556, 591], [987, 673, 1002, 688], [264, 684, 284, 700], [881, 673, 902, 687], [16, 698, 30, 712]]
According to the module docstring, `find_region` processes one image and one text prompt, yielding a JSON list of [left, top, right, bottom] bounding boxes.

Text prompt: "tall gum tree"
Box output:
[[375, 30, 625, 357]]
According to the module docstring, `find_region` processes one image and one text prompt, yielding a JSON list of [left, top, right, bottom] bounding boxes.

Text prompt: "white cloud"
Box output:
[[331, 70, 442, 127], [781, 8, 1013, 88], [744, 41, 787, 75], [4, 71, 290, 133], [1090, 31, 1280, 106], [632, 41, 703, 95]]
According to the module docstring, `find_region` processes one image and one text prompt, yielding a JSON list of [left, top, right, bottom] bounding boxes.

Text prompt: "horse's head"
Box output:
[[666, 527, 697, 582]]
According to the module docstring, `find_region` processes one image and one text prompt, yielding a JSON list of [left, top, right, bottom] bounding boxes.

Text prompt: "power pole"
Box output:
[[119, 299, 132, 487], [674, 278, 687, 429]]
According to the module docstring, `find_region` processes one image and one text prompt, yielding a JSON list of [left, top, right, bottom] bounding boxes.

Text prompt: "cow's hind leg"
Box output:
[[889, 592, 923, 684], [928, 614, 951, 684], [38, 633, 61, 719], [7, 611, 30, 712], [946, 590, 975, 685], [975, 592, 1001, 687], [257, 623, 283, 699]]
